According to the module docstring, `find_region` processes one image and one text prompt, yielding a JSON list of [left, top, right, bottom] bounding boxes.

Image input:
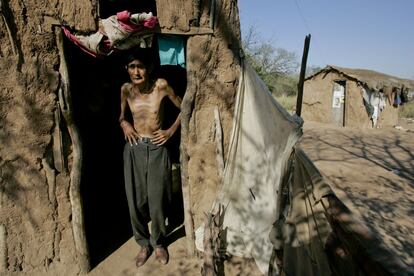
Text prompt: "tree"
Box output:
[[242, 25, 299, 96]]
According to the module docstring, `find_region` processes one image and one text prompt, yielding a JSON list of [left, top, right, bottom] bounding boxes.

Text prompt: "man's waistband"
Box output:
[[139, 137, 153, 144]]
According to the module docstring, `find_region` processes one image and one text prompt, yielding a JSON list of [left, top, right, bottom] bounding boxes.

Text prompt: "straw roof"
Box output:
[[306, 65, 414, 91]]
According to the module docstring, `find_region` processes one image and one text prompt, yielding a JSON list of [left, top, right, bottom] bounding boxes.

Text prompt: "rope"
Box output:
[[292, 0, 312, 33]]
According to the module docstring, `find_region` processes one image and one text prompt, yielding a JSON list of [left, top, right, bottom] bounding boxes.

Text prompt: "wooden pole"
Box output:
[[55, 28, 90, 273], [296, 34, 311, 117], [180, 70, 197, 255]]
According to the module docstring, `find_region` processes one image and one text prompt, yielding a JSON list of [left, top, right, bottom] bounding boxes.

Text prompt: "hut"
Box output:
[[2, 1, 412, 275], [302, 65, 414, 128], [0, 0, 241, 274]]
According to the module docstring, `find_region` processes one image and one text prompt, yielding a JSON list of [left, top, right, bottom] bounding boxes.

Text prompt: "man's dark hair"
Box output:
[[125, 49, 153, 67]]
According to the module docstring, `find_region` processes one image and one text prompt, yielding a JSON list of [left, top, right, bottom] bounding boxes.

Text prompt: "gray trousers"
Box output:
[[123, 139, 172, 247]]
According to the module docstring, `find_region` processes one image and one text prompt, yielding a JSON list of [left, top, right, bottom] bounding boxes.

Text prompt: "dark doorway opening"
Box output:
[[65, 45, 132, 268], [64, 0, 186, 268]]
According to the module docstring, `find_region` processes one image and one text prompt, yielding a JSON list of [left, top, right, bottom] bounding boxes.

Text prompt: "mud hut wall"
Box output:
[[156, 0, 197, 31], [377, 100, 398, 127], [302, 72, 338, 124], [343, 79, 372, 128], [303, 71, 399, 128], [183, 0, 241, 228], [0, 0, 97, 274]]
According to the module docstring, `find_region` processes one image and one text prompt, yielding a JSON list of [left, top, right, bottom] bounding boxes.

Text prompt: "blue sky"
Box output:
[[238, 0, 414, 79]]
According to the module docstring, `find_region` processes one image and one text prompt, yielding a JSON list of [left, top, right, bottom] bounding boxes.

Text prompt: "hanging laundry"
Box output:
[[401, 87, 409, 104], [379, 93, 386, 111], [393, 93, 402, 107], [63, 10, 158, 58], [158, 35, 186, 68], [361, 86, 374, 117]]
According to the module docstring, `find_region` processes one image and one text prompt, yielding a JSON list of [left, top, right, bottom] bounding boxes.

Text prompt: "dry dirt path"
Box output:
[[88, 234, 201, 276], [300, 122, 414, 269], [87, 228, 260, 276]]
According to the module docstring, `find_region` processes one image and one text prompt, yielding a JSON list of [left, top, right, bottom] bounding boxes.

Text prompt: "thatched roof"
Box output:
[[306, 65, 414, 91]]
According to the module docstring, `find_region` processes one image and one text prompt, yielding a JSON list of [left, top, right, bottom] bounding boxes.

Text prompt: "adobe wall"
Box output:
[[0, 0, 241, 274], [303, 71, 398, 128], [377, 98, 399, 128], [184, 1, 241, 230], [302, 72, 340, 124], [344, 79, 371, 128], [0, 1, 98, 275]]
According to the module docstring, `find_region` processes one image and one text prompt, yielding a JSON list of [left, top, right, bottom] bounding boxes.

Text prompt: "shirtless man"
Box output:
[[119, 52, 181, 267]]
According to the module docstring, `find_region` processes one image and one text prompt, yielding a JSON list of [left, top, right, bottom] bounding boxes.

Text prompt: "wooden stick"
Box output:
[[209, 0, 216, 30], [180, 70, 197, 255], [296, 34, 311, 117], [202, 206, 223, 276], [55, 28, 90, 273], [214, 107, 225, 181], [0, 224, 6, 272], [0, 0, 18, 56], [53, 106, 65, 173]]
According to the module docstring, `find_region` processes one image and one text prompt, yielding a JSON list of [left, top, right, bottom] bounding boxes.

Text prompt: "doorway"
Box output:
[[331, 80, 346, 127], [64, 0, 185, 267]]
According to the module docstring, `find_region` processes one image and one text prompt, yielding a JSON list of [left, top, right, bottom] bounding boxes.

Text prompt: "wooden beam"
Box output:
[[156, 26, 213, 36], [214, 107, 224, 181], [55, 28, 90, 273], [180, 70, 197, 255], [296, 34, 311, 117]]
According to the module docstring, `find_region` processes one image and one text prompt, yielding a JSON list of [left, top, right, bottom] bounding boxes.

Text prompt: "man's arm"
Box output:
[[152, 79, 182, 145], [119, 84, 140, 145]]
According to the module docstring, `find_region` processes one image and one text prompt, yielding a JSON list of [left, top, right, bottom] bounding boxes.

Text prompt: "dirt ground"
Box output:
[[87, 227, 261, 276], [82, 121, 414, 276], [301, 121, 414, 269]]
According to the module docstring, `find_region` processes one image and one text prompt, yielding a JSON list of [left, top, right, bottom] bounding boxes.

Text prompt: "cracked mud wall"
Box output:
[[184, 0, 241, 229], [0, 0, 242, 273], [303, 72, 399, 128], [0, 0, 97, 274]]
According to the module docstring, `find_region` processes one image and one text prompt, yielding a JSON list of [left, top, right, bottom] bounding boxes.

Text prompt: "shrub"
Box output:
[[275, 95, 296, 113], [399, 101, 414, 118]]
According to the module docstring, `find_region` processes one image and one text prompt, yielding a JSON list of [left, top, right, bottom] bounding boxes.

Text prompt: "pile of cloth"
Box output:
[[63, 10, 158, 57]]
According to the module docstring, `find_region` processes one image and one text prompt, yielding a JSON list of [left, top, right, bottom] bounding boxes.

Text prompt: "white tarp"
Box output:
[[213, 62, 302, 274]]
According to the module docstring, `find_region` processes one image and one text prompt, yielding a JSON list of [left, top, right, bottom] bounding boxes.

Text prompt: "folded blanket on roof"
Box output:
[[63, 10, 158, 57]]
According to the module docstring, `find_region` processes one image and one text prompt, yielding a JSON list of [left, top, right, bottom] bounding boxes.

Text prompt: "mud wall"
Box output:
[[0, 0, 241, 273], [183, 0, 241, 231], [303, 72, 398, 128], [303, 72, 339, 124], [344, 79, 372, 128], [0, 0, 97, 274]]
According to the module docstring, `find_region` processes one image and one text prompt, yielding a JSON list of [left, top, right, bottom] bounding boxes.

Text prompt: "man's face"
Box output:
[[127, 59, 148, 85]]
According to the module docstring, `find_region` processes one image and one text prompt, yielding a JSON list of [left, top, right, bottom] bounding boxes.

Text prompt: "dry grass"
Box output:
[[275, 94, 296, 113], [399, 101, 414, 118]]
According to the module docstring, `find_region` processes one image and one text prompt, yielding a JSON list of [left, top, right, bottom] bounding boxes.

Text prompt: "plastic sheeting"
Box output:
[[212, 62, 302, 274]]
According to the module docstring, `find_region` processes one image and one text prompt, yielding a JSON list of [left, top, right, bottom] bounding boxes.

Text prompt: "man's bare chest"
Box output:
[[127, 92, 165, 113]]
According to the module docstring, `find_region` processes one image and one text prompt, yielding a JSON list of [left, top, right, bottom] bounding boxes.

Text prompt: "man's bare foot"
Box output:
[[155, 247, 169, 265], [136, 246, 152, 267]]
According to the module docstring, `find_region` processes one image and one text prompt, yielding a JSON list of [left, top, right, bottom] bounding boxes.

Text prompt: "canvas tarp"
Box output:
[[269, 147, 334, 276], [268, 147, 412, 276], [193, 60, 413, 275], [207, 61, 302, 274]]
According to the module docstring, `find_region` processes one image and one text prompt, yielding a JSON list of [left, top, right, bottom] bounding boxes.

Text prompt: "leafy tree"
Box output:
[[242, 26, 299, 96]]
